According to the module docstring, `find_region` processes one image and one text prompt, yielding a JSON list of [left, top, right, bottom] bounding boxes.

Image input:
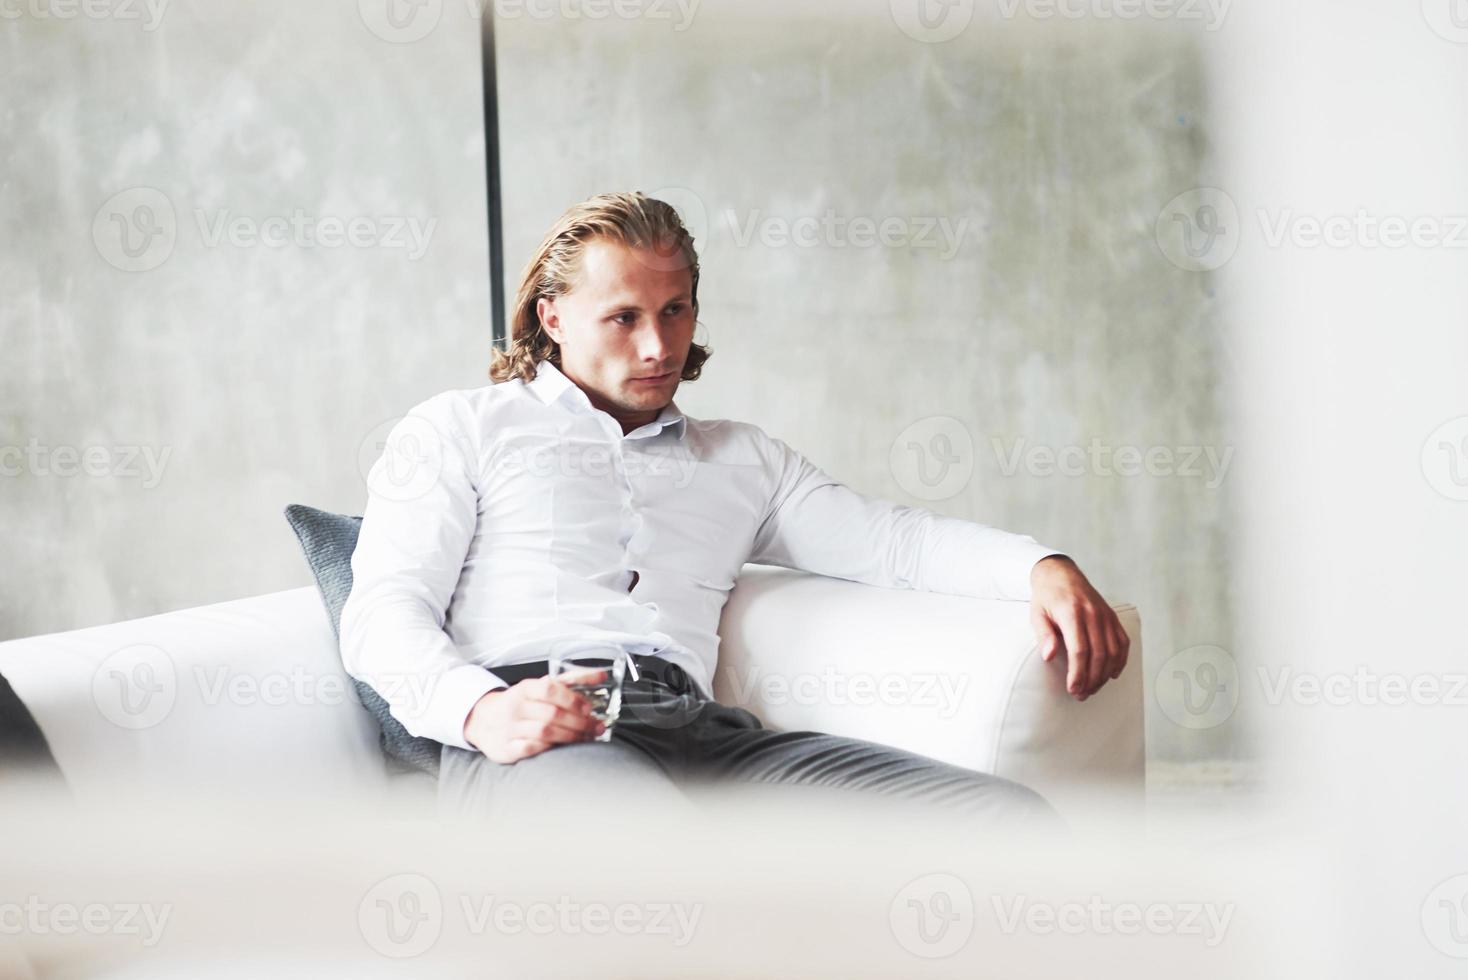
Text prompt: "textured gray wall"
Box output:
[[3, 3, 1232, 765], [1, 1, 492, 632]]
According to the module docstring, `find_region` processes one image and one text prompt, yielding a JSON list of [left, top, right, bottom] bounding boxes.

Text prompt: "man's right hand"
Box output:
[[462, 676, 606, 764]]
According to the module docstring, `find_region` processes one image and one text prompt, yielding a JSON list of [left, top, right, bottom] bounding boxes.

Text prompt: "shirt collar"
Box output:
[[528, 359, 687, 440]]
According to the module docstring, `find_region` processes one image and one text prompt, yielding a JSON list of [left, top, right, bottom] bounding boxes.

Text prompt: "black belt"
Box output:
[[488, 653, 701, 697]]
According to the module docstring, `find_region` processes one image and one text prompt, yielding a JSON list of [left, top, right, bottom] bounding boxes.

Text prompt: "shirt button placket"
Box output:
[[607, 422, 641, 589]]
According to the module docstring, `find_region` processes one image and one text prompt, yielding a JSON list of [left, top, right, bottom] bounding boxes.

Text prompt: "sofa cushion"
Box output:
[[284, 504, 442, 777]]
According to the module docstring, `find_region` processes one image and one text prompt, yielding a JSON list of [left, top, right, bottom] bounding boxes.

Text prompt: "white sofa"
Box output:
[[0, 565, 1143, 818]]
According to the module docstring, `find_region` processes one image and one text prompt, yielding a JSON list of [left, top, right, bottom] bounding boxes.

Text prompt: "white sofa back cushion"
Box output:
[[0, 588, 389, 804]]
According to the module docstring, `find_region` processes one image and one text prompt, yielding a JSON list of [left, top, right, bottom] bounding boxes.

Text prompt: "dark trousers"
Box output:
[[437, 656, 1064, 830]]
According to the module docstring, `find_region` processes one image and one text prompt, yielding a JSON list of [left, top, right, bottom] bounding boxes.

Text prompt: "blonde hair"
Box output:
[[489, 192, 710, 385]]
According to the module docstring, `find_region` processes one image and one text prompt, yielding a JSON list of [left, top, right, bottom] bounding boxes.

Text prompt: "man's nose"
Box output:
[[636, 322, 674, 363]]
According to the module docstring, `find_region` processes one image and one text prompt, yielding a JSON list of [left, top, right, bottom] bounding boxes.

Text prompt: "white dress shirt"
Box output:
[[339, 360, 1062, 750]]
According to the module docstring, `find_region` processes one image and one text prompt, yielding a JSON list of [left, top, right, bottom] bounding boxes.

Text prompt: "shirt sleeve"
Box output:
[[748, 430, 1064, 601], [338, 392, 507, 751]]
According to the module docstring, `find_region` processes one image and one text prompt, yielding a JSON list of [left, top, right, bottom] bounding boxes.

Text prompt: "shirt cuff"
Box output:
[[1001, 544, 1069, 601], [416, 663, 508, 751]]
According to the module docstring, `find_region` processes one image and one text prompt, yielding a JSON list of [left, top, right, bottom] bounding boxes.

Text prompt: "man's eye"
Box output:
[[612, 313, 635, 326], [664, 304, 685, 316]]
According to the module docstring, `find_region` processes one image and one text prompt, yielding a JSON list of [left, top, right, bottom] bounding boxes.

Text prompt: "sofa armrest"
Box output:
[[713, 565, 1144, 818]]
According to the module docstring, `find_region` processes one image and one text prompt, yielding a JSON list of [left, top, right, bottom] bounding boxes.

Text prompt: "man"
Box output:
[[340, 192, 1129, 826]]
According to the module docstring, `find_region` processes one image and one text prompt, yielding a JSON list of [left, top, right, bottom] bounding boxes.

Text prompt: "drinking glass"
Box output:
[[548, 646, 629, 742]]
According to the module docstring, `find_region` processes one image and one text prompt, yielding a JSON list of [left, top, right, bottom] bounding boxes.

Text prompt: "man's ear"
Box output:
[[537, 297, 561, 343]]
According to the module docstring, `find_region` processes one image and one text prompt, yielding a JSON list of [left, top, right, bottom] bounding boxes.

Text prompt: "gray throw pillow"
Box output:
[[283, 504, 442, 777]]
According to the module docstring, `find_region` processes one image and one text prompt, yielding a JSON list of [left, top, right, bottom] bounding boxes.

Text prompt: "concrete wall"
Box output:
[[2, 2, 1234, 765], [1, 0, 492, 630]]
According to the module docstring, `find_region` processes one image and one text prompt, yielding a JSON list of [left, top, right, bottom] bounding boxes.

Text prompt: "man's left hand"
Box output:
[[1029, 556, 1130, 701]]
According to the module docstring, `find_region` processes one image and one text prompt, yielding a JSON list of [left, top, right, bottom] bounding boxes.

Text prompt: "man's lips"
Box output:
[[631, 370, 675, 383]]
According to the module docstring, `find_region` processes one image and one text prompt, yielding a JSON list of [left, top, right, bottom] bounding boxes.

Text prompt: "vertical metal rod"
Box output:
[[480, 8, 506, 350]]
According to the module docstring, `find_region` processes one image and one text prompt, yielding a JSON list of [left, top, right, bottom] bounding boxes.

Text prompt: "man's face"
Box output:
[[539, 238, 696, 431]]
